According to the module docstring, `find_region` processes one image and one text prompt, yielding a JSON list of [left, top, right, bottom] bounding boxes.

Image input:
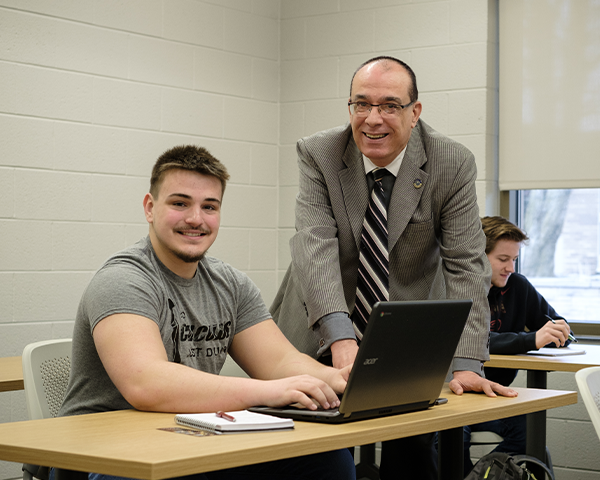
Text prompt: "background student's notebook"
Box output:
[[175, 410, 294, 434], [524, 346, 586, 356], [250, 299, 472, 424]]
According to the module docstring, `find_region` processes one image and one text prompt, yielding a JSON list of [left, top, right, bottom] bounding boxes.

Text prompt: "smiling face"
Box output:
[[349, 61, 422, 167], [487, 239, 522, 288], [143, 168, 222, 279]]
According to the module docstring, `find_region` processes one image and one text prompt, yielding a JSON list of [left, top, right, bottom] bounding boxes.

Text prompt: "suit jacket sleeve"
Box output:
[[289, 134, 352, 328], [436, 149, 492, 367]]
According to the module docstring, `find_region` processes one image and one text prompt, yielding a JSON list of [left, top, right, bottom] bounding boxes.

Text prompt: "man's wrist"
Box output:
[[314, 312, 356, 357], [451, 358, 485, 377]]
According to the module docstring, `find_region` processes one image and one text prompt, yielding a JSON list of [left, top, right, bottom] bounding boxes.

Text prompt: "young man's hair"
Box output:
[[481, 216, 529, 254], [349, 55, 419, 103], [150, 145, 230, 198]]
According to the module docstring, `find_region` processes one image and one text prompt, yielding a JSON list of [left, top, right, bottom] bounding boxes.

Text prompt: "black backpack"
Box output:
[[464, 452, 554, 480]]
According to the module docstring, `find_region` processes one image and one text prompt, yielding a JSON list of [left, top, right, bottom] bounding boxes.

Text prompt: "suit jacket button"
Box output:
[[319, 338, 325, 347]]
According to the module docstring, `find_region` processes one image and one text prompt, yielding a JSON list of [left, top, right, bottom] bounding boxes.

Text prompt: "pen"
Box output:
[[216, 411, 236, 422], [545, 314, 578, 343]]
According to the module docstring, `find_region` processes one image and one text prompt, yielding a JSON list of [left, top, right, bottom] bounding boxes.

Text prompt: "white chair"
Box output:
[[22, 338, 72, 420], [470, 430, 505, 454], [21, 338, 72, 480], [220, 354, 248, 378], [575, 366, 600, 441]]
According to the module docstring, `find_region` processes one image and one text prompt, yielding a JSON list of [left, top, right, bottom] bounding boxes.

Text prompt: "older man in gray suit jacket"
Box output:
[[271, 56, 516, 479]]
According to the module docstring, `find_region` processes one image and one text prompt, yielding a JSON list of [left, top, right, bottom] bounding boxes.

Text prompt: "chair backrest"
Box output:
[[470, 431, 504, 445], [22, 339, 72, 420], [220, 354, 248, 378], [575, 366, 600, 441]]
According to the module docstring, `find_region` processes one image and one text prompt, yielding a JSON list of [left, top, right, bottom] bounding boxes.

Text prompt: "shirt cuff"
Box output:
[[447, 357, 485, 381], [314, 312, 357, 358]]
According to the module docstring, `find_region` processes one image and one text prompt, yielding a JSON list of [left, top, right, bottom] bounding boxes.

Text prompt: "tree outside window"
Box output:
[[519, 188, 600, 323]]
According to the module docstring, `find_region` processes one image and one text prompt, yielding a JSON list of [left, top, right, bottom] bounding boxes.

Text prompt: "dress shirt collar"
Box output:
[[362, 147, 406, 177]]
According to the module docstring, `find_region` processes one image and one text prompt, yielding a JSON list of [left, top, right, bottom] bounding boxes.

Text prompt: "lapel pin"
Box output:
[[413, 179, 423, 189]]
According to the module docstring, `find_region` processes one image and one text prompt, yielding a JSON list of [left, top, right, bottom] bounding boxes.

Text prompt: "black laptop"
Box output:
[[250, 299, 472, 423]]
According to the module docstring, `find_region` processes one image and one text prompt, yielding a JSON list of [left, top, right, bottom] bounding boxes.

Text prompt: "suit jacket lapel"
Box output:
[[339, 139, 369, 248], [388, 126, 429, 252]]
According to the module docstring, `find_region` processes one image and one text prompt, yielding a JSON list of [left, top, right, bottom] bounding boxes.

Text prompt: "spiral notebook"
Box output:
[[175, 410, 294, 434]]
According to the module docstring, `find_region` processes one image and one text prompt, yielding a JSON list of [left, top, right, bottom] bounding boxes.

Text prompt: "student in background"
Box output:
[[463, 215, 573, 475]]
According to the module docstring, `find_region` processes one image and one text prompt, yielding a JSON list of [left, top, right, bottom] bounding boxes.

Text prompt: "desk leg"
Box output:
[[438, 427, 463, 480], [526, 370, 547, 479], [526, 369, 547, 390], [55, 469, 88, 480], [355, 443, 379, 480]]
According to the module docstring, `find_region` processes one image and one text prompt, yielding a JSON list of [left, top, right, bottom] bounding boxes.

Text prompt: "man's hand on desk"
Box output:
[[330, 339, 359, 369], [449, 370, 518, 398]]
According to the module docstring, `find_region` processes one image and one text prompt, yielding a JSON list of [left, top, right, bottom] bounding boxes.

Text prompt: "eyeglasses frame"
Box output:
[[348, 100, 416, 116]]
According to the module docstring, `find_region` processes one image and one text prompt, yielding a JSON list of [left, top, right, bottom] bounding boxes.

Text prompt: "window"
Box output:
[[516, 188, 600, 329]]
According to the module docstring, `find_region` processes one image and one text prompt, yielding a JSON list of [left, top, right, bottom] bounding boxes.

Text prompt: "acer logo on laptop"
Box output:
[[363, 358, 378, 365]]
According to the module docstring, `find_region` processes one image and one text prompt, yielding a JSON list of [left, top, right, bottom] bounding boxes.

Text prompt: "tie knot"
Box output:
[[372, 168, 391, 183], [370, 169, 395, 205]]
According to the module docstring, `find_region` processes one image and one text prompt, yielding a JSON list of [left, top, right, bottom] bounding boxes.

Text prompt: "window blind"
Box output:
[[499, 0, 600, 190]]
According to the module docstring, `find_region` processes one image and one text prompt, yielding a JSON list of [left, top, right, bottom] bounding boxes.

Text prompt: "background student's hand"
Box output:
[[259, 374, 342, 411], [449, 370, 518, 398], [536, 319, 570, 348], [330, 339, 359, 369]]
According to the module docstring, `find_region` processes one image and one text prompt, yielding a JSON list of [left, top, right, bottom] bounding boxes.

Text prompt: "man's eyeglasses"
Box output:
[[348, 100, 415, 116]]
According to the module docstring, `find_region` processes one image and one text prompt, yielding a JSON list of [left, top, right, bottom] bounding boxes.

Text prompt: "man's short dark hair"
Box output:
[[481, 216, 529, 254], [349, 56, 419, 103], [150, 145, 230, 198]]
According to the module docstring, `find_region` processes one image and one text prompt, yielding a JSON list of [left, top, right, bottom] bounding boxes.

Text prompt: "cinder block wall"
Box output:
[[1, 1, 598, 479]]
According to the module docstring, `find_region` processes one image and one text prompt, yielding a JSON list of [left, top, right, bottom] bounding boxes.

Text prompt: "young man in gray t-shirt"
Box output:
[[59, 145, 355, 480]]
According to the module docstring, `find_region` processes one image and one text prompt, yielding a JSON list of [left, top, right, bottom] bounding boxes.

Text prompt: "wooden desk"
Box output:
[[485, 344, 600, 476], [486, 344, 600, 376], [0, 356, 24, 392], [0, 386, 576, 480]]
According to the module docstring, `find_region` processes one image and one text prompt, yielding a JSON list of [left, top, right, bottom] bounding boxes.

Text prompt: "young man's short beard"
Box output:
[[172, 248, 206, 264]]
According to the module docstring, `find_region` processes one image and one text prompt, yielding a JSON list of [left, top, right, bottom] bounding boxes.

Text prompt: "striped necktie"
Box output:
[[351, 168, 394, 339]]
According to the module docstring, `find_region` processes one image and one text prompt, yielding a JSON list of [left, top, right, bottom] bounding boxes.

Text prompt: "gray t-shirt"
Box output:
[[60, 236, 271, 416]]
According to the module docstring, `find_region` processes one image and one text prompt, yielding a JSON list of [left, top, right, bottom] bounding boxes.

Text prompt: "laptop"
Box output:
[[250, 299, 472, 423]]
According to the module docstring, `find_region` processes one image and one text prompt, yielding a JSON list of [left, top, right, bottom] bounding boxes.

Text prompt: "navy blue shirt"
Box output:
[[484, 273, 570, 386]]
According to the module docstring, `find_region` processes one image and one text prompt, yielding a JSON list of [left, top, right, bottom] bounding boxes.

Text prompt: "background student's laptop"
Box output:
[[250, 299, 472, 423]]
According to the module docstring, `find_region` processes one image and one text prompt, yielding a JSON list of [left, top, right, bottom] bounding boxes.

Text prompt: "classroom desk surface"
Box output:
[[0, 386, 576, 480], [0, 356, 24, 392], [486, 344, 600, 373]]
